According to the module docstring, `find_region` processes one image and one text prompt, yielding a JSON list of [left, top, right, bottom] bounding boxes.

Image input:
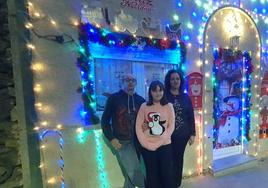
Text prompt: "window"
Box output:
[[94, 58, 176, 111]]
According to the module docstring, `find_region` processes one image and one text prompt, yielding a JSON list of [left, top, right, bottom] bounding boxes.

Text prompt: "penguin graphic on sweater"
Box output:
[[148, 112, 166, 135]]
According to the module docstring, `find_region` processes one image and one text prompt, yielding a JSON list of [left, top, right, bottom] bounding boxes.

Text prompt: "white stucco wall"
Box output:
[[28, 0, 268, 187]]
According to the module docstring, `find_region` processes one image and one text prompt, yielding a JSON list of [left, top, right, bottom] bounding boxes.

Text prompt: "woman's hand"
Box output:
[[188, 135, 195, 146], [111, 138, 122, 150]]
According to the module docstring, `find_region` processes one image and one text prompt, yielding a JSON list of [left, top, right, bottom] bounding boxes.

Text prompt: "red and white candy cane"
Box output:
[[40, 129, 65, 188]]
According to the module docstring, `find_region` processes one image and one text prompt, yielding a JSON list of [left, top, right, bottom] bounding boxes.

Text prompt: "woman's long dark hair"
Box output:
[[147, 80, 168, 106], [164, 69, 185, 96]]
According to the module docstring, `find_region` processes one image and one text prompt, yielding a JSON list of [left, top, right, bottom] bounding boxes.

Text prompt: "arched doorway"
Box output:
[[203, 6, 261, 160]]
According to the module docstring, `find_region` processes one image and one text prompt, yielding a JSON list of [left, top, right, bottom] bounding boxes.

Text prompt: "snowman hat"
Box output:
[[223, 95, 240, 103]]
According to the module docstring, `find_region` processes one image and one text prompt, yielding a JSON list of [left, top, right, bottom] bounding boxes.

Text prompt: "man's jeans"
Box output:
[[115, 140, 145, 188]]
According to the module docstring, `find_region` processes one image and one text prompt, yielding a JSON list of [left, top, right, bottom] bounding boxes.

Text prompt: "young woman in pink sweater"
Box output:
[[136, 80, 175, 188]]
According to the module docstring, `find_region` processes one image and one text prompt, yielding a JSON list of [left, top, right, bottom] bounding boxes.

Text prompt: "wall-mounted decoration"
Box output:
[[81, 4, 106, 26], [259, 72, 268, 139], [213, 48, 253, 149], [114, 9, 139, 33], [165, 23, 181, 41], [120, 0, 154, 12], [186, 72, 203, 109], [141, 17, 162, 37]]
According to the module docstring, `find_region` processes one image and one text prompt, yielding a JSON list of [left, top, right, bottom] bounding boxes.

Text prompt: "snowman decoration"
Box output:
[[218, 96, 240, 146], [148, 112, 166, 135]]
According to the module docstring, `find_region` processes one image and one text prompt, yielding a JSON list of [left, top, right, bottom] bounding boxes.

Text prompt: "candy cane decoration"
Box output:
[[40, 129, 65, 188]]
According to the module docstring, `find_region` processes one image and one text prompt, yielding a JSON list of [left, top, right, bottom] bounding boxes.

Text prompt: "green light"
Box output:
[[101, 29, 109, 36], [173, 14, 179, 21], [90, 102, 96, 108], [79, 47, 85, 53], [94, 130, 110, 188], [76, 130, 87, 143], [195, 0, 202, 7], [187, 22, 193, 29]]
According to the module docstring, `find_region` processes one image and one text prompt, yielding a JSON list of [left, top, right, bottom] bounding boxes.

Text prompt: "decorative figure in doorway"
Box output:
[[217, 95, 240, 147]]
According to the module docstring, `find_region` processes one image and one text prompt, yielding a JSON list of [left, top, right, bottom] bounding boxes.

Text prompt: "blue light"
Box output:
[[262, 9, 266, 14], [58, 159, 64, 166], [80, 110, 87, 118], [177, 2, 182, 7], [202, 16, 207, 22], [253, 8, 258, 13], [192, 12, 197, 17], [109, 40, 115, 45], [90, 28, 94, 33]]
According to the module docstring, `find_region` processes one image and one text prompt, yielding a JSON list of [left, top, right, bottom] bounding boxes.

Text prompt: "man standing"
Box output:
[[101, 74, 145, 188]]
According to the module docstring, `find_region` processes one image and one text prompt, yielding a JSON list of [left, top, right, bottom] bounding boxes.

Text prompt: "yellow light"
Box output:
[[35, 103, 42, 107], [34, 84, 42, 92], [50, 20, 56, 25], [76, 127, 84, 133], [33, 126, 40, 131], [28, 2, 33, 6], [40, 145, 46, 149], [114, 25, 119, 31], [47, 177, 56, 184], [39, 163, 44, 168], [27, 43, 35, 50], [41, 121, 48, 126], [96, 24, 100, 28], [34, 12, 40, 17], [73, 21, 79, 26], [196, 60, 202, 67], [57, 124, 63, 129], [223, 10, 243, 38], [149, 35, 153, 39], [31, 63, 45, 72], [25, 22, 33, 29]]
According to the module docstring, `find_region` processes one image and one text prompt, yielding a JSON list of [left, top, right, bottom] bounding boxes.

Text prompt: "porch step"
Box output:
[[210, 154, 258, 177]]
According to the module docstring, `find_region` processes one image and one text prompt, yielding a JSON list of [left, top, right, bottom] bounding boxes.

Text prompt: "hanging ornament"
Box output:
[[114, 9, 138, 34], [165, 23, 181, 41], [141, 17, 162, 37]]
